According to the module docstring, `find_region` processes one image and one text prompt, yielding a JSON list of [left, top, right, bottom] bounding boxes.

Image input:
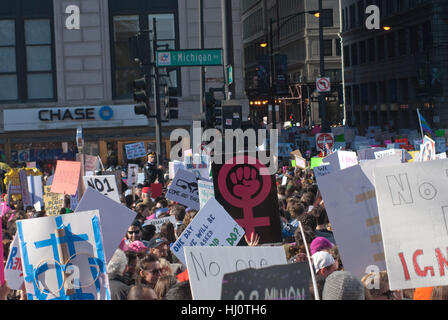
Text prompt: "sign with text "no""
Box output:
[[316, 77, 331, 93], [83, 175, 120, 203]]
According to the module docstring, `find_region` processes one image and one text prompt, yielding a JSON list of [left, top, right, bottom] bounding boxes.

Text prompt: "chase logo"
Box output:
[[99, 106, 113, 121]]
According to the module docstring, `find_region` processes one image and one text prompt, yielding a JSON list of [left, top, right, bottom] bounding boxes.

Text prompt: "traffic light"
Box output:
[[214, 99, 222, 128], [163, 85, 178, 119], [133, 76, 150, 117], [205, 92, 215, 128]]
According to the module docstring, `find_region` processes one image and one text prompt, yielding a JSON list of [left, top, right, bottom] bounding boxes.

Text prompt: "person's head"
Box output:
[[126, 221, 143, 242], [327, 246, 343, 271], [310, 237, 334, 255], [25, 206, 35, 218], [287, 201, 306, 220], [142, 224, 157, 242], [158, 257, 174, 277], [165, 280, 193, 300], [159, 222, 176, 244], [300, 192, 315, 207], [135, 253, 162, 288], [176, 224, 186, 239], [298, 213, 317, 231], [361, 271, 394, 300], [294, 225, 316, 247], [277, 185, 286, 196], [183, 209, 198, 226], [430, 286, 448, 300], [135, 203, 150, 219], [322, 271, 366, 300], [107, 249, 129, 278], [312, 251, 338, 278], [128, 240, 148, 255], [171, 205, 186, 223], [141, 187, 151, 200], [310, 205, 329, 226], [147, 152, 156, 164], [124, 250, 138, 276], [147, 237, 169, 258], [127, 285, 158, 300], [154, 275, 178, 300], [309, 273, 326, 300]]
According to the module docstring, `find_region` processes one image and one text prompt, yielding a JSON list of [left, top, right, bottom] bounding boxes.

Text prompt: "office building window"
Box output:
[[357, 1, 364, 27], [361, 83, 368, 105], [351, 43, 358, 66], [336, 39, 341, 56], [367, 38, 375, 62], [321, 9, 334, 27], [387, 32, 396, 58], [359, 41, 366, 64], [398, 29, 407, 56], [344, 46, 350, 67], [410, 25, 419, 53], [323, 40, 333, 56], [422, 21, 432, 52], [349, 4, 356, 29], [0, 0, 55, 102], [377, 35, 385, 60]]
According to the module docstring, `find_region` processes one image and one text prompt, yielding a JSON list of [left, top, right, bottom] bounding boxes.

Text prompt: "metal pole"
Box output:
[[269, 18, 276, 129], [152, 18, 163, 166], [221, 0, 235, 100], [199, 0, 206, 116], [318, 0, 328, 131]]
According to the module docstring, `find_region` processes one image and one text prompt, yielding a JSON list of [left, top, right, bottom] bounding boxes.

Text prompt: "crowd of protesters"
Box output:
[[0, 149, 445, 301]]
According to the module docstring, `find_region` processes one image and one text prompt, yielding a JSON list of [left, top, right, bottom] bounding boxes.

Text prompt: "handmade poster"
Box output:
[[150, 183, 163, 199], [75, 188, 136, 262], [83, 175, 120, 203], [373, 159, 448, 290], [295, 156, 306, 169], [70, 192, 79, 211], [419, 136, 436, 162], [26, 162, 37, 169], [137, 173, 145, 185], [221, 262, 310, 300], [436, 152, 447, 159], [310, 157, 323, 169], [198, 179, 215, 209], [323, 150, 358, 172], [316, 154, 402, 279], [212, 154, 282, 244], [126, 164, 139, 188], [125, 142, 146, 160], [166, 169, 200, 210], [27, 175, 44, 208], [184, 246, 286, 300], [313, 163, 333, 179], [169, 161, 185, 180], [83, 155, 98, 172], [357, 148, 385, 161], [143, 215, 177, 233], [43, 186, 65, 216], [19, 169, 31, 207], [171, 198, 245, 266], [374, 149, 398, 159], [102, 170, 123, 195], [4, 234, 23, 290], [16, 210, 110, 300], [50, 161, 81, 195]]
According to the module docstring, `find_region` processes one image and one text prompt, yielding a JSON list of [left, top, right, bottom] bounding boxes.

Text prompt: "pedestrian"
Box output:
[[322, 271, 366, 300]]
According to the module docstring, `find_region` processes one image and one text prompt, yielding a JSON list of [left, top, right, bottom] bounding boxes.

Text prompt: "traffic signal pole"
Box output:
[[151, 18, 163, 167]]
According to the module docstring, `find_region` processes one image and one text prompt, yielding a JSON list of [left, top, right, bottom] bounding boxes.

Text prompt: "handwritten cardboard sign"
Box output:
[[126, 164, 139, 188], [198, 179, 215, 210], [170, 198, 245, 266], [419, 135, 436, 162], [125, 142, 146, 160], [83, 175, 120, 203], [185, 246, 287, 300], [50, 160, 81, 195], [166, 169, 200, 210], [43, 186, 65, 216], [374, 159, 448, 290]]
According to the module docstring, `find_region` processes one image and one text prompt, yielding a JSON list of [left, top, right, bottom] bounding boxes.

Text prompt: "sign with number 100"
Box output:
[[83, 175, 120, 203]]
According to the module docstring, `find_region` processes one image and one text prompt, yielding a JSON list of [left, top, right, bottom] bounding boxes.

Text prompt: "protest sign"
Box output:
[[407, 151, 420, 163], [313, 163, 332, 179], [70, 192, 79, 211], [83, 154, 98, 172], [290, 149, 302, 158], [198, 179, 215, 209], [166, 169, 200, 210], [295, 156, 306, 169], [184, 155, 210, 179], [150, 183, 163, 199], [143, 215, 177, 233], [17, 210, 110, 300], [26, 162, 36, 169], [43, 186, 65, 216], [374, 159, 448, 290], [185, 246, 287, 300], [127, 164, 139, 188], [137, 173, 145, 185], [419, 136, 436, 162], [75, 188, 136, 262], [169, 161, 185, 180], [374, 149, 398, 159], [170, 198, 245, 266], [357, 148, 386, 161], [435, 137, 446, 153], [310, 157, 323, 169], [83, 175, 120, 203], [436, 152, 447, 159], [125, 142, 146, 160], [50, 160, 81, 195], [19, 169, 31, 207], [27, 175, 44, 208], [323, 150, 358, 172], [316, 154, 402, 279], [4, 234, 23, 290], [221, 262, 310, 300], [278, 143, 293, 157], [212, 154, 282, 244]]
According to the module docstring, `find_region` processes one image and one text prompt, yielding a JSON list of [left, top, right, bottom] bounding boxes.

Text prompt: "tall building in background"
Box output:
[[341, 0, 448, 133], [242, 0, 342, 127]]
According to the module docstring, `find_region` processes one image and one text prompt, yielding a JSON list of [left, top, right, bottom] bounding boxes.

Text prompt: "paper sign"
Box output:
[[75, 188, 136, 262], [17, 210, 110, 300], [374, 159, 448, 290], [198, 179, 215, 210], [19, 170, 31, 207], [313, 163, 332, 179], [295, 156, 306, 169], [137, 173, 145, 185], [150, 183, 163, 199], [185, 246, 287, 300], [310, 157, 323, 169], [282, 176, 288, 186], [221, 262, 310, 300], [316, 154, 402, 279], [4, 234, 23, 290], [125, 142, 146, 160], [83, 155, 98, 172], [436, 152, 447, 159], [170, 198, 245, 266], [420, 136, 436, 162], [126, 164, 139, 187], [43, 186, 65, 216], [50, 160, 81, 195], [26, 162, 36, 169], [169, 161, 185, 180], [166, 169, 200, 210], [27, 175, 44, 208], [83, 175, 120, 203], [323, 150, 358, 172], [357, 148, 386, 161], [143, 215, 177, 233]]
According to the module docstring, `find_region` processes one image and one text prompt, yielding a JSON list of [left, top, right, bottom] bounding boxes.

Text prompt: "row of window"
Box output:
[[345, 78, 413, 105], [343, 21, 431, 67]]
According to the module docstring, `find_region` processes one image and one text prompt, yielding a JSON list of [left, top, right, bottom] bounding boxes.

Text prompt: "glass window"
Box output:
[[323, 40, 333, 56], [359, 41, 366, 64], [387, 32, 396, 58], [0, 75, 18, 100], [398, 29, 406, 55], [321, 9, 333, 27], [27, 73, 53, 99], [367, 38, 375, 62], [377, 35, 385, 60], [0, 19, 17, 101], [351, 43, 358, 66]]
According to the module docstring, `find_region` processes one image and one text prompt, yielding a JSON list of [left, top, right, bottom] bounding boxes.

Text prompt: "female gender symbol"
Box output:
[[217, 155, 272, 237]]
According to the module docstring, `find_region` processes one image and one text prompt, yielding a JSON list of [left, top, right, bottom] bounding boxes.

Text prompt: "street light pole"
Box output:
[[269, 18, 276, 129], [318, 0, 329, 132]]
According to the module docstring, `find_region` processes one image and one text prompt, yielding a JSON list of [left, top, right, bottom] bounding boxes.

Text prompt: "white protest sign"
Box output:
[[374, 159, 448, 290], [316, 154, 402, 279], [358, 148, 386, 161], [198, 179, 215, 210], [143, 215, 177, 233], [374, 149, 397, 159], [27, 175, 43, 208], [75, 188, 136, 262], [436, 152, 447, 159], [170, 198, 245, 266], [166, 169, 200, 210], [419, 136, 436, 162], [323, 150, 358, 172], [83, 175, 120, 203], [313, 163, 333, 179], [169, 161, 185, 180], [281, 176, 288, 186], [17, 210, 110, 300], [295, 156, 306, 169], [127, 164, 139, 187], [84, 154, 98, 172], [125, 142, 146, 160], [137, 173, 145, 185], [185, 246, 287, 300], [4, 234, 23, 290]]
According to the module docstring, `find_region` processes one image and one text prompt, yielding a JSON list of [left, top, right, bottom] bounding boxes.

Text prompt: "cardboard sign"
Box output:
[[19, 169, 32, 207], [50, 160, 81, 195], [83, 154, 98, 172], [17, 210, 110, 300], [323, 150, 358, 172], [83, 175, 120, 203], [420, 136, 436, 162], [374, 149, 397, 159], [43, 186, 65, 216], [125, 142, 146, 160], [27, 175, 44, 208], [75, 188, 136, 262], [316, 154, 402, 279], [126, 164, 139, 188], [150, 183, 163, 199], [185, 246, 287, 300], [170, 198, 245, 266], [143, 215, 177, 233], [166, 169, 200, 210], [436, 152, 447, 159], [212, 155, 282, 244], [198, 179, 215, 210], [313, 163, 332, 179], [373, 159, 448, 290], [221, 262, 310, 300], [4, 234, 23, 290]]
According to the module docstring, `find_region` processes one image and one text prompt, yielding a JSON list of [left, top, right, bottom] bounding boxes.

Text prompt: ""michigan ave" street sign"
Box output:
[[156, 49, 223, 67]]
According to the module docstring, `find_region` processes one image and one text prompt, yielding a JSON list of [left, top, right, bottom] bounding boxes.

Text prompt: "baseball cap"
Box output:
[[142, 187, 151, 194], [310, 237, 334, 255], [147, 237, 166, 249], [312, 251, 335, 274]]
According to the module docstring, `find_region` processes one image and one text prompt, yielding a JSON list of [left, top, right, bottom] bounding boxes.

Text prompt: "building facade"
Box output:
[[0, 0, 248, 168], [241, 0, 342, 127], [341, 0, 448, 133]]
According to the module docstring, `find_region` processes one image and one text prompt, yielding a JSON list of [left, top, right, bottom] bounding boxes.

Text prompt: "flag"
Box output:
[[417, 109, 434, 138]]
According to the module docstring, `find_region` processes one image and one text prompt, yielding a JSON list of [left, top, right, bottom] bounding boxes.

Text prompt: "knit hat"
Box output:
[[128, 240, 147, 253], [322, 271, 365, 300], [310, 237, 334, 255], [142, 187, 151, 194], [312, 251, 335, 274]]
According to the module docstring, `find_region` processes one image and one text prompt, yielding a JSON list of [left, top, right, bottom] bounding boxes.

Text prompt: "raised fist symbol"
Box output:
[[230, 166, 260, 200]]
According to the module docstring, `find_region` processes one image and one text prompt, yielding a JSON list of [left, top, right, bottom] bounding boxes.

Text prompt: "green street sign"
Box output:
[[227, 65, 233, 85], [156, 49, 223, 67]]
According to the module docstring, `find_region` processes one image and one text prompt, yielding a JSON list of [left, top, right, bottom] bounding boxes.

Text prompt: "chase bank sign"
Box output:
[[38, 106, 114, 121]]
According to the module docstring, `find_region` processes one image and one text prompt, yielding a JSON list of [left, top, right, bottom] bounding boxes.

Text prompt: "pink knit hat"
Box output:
[[128, 240, 148, 253], [310, 237, 334, 255]]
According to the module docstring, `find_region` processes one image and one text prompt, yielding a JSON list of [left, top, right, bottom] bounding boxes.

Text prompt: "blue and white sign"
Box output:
[[125, 142, 146, 160]]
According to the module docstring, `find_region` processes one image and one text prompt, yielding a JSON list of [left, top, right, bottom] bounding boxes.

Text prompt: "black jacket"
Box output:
[[143, 162, 164, 187]]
